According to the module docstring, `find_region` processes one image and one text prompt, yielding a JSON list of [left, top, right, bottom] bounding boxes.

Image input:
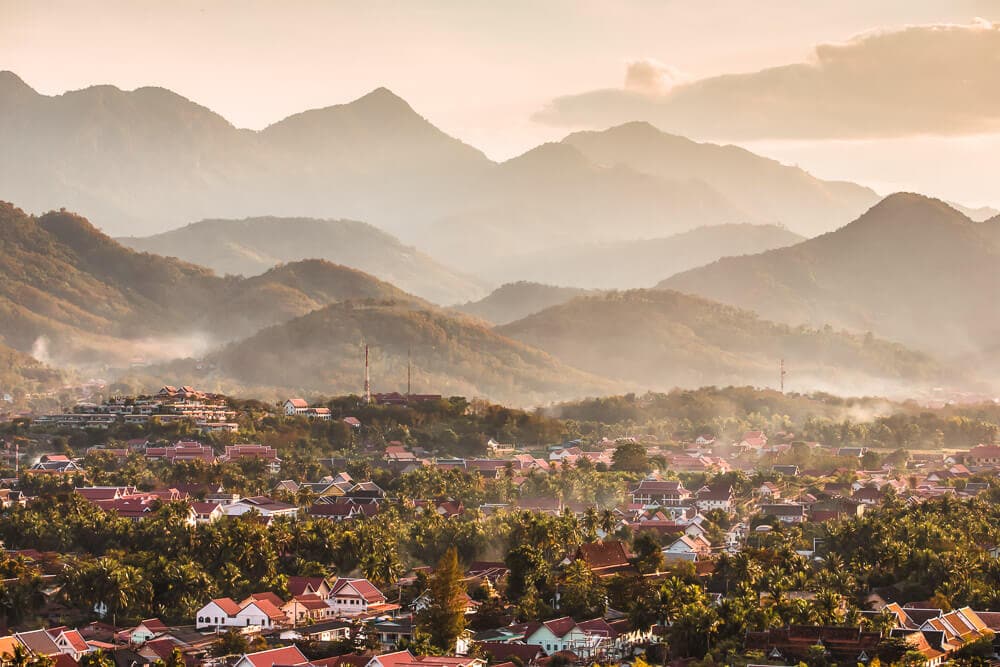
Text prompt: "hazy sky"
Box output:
[[3, 0, 1000, 206]]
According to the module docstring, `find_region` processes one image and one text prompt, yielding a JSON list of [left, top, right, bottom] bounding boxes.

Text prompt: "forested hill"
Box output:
[[498, 289, 945, 395], [456, 282, 601, 324], [120, 216, 488, 305], [0, 202, 427, 365], [658, 193, 1000, 362], [197, 301, 620, 405]]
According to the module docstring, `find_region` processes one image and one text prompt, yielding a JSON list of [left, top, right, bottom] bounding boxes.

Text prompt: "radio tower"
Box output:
[[364, 345, 371, 405], [780, 358, 787, 393], [407, 347, 412, 398]]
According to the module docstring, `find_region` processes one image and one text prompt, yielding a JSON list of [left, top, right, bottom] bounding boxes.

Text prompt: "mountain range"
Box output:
[[496, 289, 943, 394], [457, 283, 601, 325], [119, 216, 488, 305], [472, 223, 805, 288], [3, 70, 895, 273], [0, 202, 426, 365], [658, 194, 1000, 362]]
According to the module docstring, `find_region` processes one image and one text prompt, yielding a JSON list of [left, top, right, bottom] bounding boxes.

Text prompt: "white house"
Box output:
[[195, 597, 286, 630], [284, 398, 309, 416], [329, 578, 388, 617], [515, 617, 591, 656], [662, 534, 712, 561]]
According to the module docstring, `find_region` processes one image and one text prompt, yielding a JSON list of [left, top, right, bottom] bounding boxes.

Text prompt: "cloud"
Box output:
[[534, 21, 1000, 140], [623, 59, 685, 96]]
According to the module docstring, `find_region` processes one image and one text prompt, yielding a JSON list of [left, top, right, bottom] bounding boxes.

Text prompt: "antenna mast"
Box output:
[[364, 344, 371, 405], [780, 358, 787, 393], [407, 347, 411, 398]]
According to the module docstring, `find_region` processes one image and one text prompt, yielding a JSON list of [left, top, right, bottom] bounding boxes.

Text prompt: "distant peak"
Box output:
[[350, 86, 413, 111], [850, 192, 970, 231], [0, 70, 38, 97], [505, 141, 587, 167]]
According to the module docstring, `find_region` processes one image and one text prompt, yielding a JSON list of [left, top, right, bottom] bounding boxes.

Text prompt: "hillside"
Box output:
[[0, 202, 427, 365], [456, 282, 601, 324], [562, 122, 880, 236], [0, 340, 63, 396], [119, 216, 488, 305], [497, 289, 944, 395], [658, 194, 1000, 361], [199, 301, 618, 405], [4, 71, 885, 265], [474, 224, 805, 287]]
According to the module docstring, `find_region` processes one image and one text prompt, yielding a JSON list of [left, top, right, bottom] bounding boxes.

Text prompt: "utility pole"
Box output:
[[364, 345, 371, 405], [780, 358, 787, 393]]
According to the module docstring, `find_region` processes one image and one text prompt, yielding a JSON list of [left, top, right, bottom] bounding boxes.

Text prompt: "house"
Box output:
[[224, 496, 298, 518], [233, 646, 309, 667], [662, 534, 712, 561], [309, 501, 380, 522], [510, 618, 591, 656], [745, 626, 881, 664], [222, 445, 281, 473], [757, 482, 782, 499], [568, 541, 635, 578], [280, 619, 352, 642], [284, 399, 309, 416], [29, 455, 84, 474], [283, 594, 334, 624], [384, 446, 417, 462], [47, 627, 92, 660], [629, 479, 690, 506], [329, 578, 388, 617], [194, 596, 286, 630], [695, 485, 734, 513], [759, 503, 806, 524], [964, 445, 1000, 468], [837, 447, 867, 458], [117, 618, 169, 645], [190, 502, 225, 523], [740, 431, 768, 449], [287, 576, 333, 599], [476, 643, 546, 667], [412, 591, 480, 616], [15, 629, 63, 657]]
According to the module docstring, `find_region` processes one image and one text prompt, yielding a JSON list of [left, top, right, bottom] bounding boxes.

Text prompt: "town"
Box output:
[[0, 386, 997, 667]]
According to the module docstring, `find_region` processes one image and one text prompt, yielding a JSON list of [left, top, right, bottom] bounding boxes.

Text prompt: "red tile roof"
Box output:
[[241, 646, 308, 667]]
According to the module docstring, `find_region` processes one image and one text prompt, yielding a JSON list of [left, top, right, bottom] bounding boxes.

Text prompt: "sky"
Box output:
[[3, 0, 1000, 207]]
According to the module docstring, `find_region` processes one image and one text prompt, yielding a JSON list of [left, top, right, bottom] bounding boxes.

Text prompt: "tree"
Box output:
[[633, 532, 665, 574], [416, 547, 467, 654], [611, 441, 649, 473], [558, 559, 606, 619], [213, 629, 249, 657]]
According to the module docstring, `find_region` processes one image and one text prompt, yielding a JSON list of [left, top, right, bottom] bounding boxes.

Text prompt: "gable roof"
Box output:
[[240, 646, 308, 667], [287, 576, 329, 597], [331, 578, 385, 603]]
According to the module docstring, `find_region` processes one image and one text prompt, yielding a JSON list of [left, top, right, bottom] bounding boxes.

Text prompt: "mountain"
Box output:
[[0, 202, 427, 365], [456, 282, 601, 325], [418, 142, 747, 272], [561, 122, 880, 236], [3, 72, 886, 265], [497, 289, 944, 395], [192, 301, 618, 405], [0, 73, 490, 238], [119, 216, 489, 305], [471, 224, 805, 287], [658, 194, 1000, 361]]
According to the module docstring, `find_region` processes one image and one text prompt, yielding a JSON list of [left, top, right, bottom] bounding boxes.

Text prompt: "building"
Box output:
[[329, 578, 388, 617]]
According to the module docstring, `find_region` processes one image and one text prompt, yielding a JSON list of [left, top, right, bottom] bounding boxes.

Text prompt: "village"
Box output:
[[0, 387, 999, 667]]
